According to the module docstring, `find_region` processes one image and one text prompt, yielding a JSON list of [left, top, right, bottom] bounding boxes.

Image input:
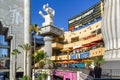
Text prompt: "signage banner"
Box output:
[[80, 51, 90, 59], [70, 54, 76, 59]]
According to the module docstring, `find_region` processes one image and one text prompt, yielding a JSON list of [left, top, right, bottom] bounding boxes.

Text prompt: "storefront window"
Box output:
[[0, 48, 9, 58], [0, 35, 10, 70]]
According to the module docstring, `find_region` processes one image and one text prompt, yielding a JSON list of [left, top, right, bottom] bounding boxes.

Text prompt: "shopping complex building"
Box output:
[[35, 1, 106, 80], [50, 1, 104, 66], [35, 0, 120, 79], [1, 0, 120, 79]]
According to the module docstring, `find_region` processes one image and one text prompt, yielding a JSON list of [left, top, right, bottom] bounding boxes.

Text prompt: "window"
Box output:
[[91, 30, 96, 34], [71, 37, 79, 43], [97, 28, 101, 34]]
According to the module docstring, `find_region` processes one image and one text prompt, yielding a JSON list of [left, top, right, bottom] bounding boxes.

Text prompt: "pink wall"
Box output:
[[52, 70, 77, 80]]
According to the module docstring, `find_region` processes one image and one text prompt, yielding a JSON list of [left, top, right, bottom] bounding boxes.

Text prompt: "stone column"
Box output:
[[10, 39, 14, 80], [24, 0, 31, 77], [10, 34, 16, 80], [101, 0, 120, 69], [44, 36, 53, 58], [102, 0, 120, 61]]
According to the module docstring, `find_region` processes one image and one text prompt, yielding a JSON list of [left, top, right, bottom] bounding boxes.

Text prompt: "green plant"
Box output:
[[42, 72, 48, 79], [21, 75, 30, 80], [34, 50, 52, 80], [85, 61, 92, 66], [34, 50, 49, 69], [37, 74, 42, 80], [29, 24, 40, 80], [94, 57, 105, 66], [37, 72, 48, 80]]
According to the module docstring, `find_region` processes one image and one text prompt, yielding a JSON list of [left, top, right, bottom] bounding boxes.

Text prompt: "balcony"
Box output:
[[90, 47, 105, 57], [57, 55, 69, 60], [51, 56, 57, 60], [64, 34, 103, 48], [52, 42, 63, 49]]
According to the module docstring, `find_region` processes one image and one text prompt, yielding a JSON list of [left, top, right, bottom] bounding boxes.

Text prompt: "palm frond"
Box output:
[[29, 24, 40, 34], [11, 49, 21, 55], [18, 43, 31, 50]]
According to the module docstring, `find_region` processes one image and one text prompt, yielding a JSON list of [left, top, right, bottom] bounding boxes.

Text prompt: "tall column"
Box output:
[[9, 34, 16, 80], [10, 39, 14, 80], [101, 0, 120, 69], [24, 0, 31, 77], [44, 36, 52, 58], [102, 0, 120, 61]]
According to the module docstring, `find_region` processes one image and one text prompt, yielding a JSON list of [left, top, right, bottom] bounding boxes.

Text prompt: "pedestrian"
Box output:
[[94, 63, 102, 78], [86, 68, 94, 80], [89, 68, 94, 78]]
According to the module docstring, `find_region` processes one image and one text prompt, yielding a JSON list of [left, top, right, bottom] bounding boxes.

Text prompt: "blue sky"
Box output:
[[31, 0, 100, 31]]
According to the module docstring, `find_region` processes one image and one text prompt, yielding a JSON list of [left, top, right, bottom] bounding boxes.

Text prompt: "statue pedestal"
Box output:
[[40, 25, 63, 58]]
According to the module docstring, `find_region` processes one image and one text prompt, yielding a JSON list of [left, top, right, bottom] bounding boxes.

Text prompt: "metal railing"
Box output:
[[102, 69, 120, 79]]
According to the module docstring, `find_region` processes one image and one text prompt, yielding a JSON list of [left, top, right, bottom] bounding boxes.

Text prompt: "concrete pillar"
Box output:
[[102, 0, 120, 61], [101, 0, 120, 71], [24, 0, 31, 77], [10, 39, 14, 80], [10, 35, 16, 80], [44, 36, 53, 58]]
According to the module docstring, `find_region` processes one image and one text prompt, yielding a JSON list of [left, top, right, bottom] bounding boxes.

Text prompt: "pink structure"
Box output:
[[51, 70, 77, 80]]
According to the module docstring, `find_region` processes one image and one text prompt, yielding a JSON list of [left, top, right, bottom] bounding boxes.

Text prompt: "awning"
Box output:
[[91, 39, 103, 43], [83, 59, 93, 62], [83, 43, 97, 47], [56, 61, 67, 64], [56, 59, 82, 64]]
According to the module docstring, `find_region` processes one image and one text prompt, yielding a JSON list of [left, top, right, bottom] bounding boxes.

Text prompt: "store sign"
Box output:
[[80, 52, 90, 59], [70, 54, 76, 59], [68, 3, 101, 31], [69, 9, 94, 24]]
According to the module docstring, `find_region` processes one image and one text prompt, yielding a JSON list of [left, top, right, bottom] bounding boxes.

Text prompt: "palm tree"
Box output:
[[11, 49, 21, 80], [34, 50, 52, 80], [29, 24, 40, 79], [18, 43, 32, 76], [34, 50, 48, 69]]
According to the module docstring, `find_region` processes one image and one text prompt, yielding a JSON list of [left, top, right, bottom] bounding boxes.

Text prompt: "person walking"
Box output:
[[94, 63, 102, 78], [86, 68, 94, 80]]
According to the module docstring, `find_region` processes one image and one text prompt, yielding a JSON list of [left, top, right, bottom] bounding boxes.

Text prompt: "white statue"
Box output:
[[39, 3, 55, 26]]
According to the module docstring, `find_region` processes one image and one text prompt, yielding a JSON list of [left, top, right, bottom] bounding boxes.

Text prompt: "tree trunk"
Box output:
[[14, 55, 17, 80], [24, 51, 27, 76], [33, 35, 36, 80]]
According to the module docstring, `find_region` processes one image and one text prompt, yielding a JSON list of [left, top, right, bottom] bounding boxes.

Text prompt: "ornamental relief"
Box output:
[[0, 1, 24, 27]]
